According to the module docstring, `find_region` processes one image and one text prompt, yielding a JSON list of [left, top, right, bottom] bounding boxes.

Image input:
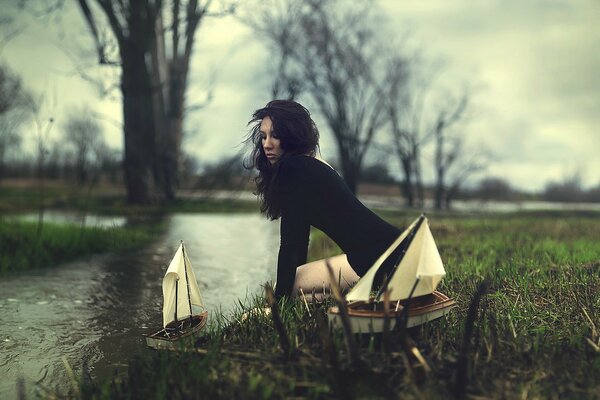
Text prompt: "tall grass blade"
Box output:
[[325, 259, 361, 369], [455, 279, 489, 399], [265, 284, 294, 358]]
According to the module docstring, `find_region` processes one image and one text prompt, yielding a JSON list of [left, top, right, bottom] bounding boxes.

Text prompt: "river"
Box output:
[[0, 212, 278, 398]]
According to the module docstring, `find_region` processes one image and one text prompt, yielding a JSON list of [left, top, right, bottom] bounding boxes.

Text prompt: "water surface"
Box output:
[[0, 212, 278, 397]]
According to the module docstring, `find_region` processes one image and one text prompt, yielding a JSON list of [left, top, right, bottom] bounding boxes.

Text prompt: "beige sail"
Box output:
[[345, 216, 445, 302], [162, 243, 205, 328], [386, 219, 445, 300], [345, 217, 419, 302]]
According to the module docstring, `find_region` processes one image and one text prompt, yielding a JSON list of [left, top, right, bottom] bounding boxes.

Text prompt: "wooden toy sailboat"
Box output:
[[145, 241, 208, 349], [328, 215, 456, 333]]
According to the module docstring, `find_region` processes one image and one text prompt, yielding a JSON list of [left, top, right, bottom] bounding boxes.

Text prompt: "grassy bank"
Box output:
[[0, 182, 257, 215], [0, 219, 163, 276], [69, 212, 600, 399], [0, 183, 255, 277]]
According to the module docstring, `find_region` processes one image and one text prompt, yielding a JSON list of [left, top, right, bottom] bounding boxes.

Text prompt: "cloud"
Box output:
[[377, 0, 599, 188]]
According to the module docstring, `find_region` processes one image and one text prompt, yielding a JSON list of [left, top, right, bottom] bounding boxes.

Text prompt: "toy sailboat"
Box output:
[[328, 215, 456, 333], [146, 241, 208, 349]]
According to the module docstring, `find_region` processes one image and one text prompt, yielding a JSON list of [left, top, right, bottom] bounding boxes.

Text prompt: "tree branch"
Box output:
[[96, 0, 125, 46], [78, 0, 109, 64], [172, 0, 181, 58]]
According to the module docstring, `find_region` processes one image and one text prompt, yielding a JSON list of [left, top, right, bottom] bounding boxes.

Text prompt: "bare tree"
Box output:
[[441, 142, 489, 209], [384, 54, 423, 207], [432, 91, 468, 209], [76, 0, 235, 204], [246, 0, 388, 193], [0, 117, 24, 180], [244, 0, 304, 100], [385, 54, 485, 209], [386, 55, 447, 208], [23, 91, 56, 236], [0, 65, 30, 180], [429, 86, 490, 209], [63, 107, 103, 185]]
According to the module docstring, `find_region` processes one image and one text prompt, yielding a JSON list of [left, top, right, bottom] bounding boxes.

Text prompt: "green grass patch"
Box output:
[[0, 219, 163, 276], [0, 183, 258, 215], [65, 212, 600, 398]]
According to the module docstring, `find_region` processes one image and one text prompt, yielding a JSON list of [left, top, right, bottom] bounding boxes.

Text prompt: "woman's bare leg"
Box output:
[[292, 254, 359, 300]]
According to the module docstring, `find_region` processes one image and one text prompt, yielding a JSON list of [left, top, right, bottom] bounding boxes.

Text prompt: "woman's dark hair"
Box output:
[[244, 100, 319, 219]]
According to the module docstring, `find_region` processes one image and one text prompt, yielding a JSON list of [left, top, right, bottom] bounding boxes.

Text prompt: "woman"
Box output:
[[245, 100, 402, 300]]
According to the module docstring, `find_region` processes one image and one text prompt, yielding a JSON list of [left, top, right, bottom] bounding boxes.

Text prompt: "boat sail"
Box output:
[[146, 241, 208, 349], [328, 215, 456, 333]]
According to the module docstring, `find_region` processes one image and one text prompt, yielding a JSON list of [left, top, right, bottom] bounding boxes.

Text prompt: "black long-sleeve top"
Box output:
[[274, 154, 401, 298]]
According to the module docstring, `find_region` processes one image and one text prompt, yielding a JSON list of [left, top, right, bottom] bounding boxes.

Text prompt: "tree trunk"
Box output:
[[435, 170, 445, 210], [445, 189, 453, 210], [399, 156, 414, 207], [0, 152, 5, 182], [413, 145, 424, 208], [338, 148, 360, 194], [342, 163, 359, 195], [121, 33, 159, 204], [342, 159, 360, 194], [161, 60, 187, 202], [78, 0, 212, 204], [445, 182, 461, 210], [434, 129, 444, 210]]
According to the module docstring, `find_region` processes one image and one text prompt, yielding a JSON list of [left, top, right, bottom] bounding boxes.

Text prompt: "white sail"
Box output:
[[345, 216, 445, 302], [162, 243, 205, 328], [386, 219, 445, 301], [345, 216, 419, 302]]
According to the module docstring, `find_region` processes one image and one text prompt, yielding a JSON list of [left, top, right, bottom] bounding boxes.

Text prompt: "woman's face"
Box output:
[[260, 116, 283, 164]]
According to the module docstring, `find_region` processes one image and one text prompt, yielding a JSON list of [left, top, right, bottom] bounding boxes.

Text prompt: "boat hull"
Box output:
[[327, 291, 456, 334], [145, 311, 208, 350]]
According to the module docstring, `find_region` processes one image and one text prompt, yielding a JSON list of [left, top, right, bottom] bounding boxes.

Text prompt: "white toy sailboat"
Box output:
[[328, 215, 456, 333], [146, 241, 208, 349]]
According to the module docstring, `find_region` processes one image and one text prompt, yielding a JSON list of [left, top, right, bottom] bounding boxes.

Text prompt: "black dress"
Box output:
[[274, 154, 401, 299]]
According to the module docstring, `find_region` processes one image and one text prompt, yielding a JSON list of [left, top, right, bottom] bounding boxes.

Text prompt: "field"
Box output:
[[67, 211, 600, 399], [0, 181, 257, 215], [0, 219, 164, 276], [0, 181, 256, 275]]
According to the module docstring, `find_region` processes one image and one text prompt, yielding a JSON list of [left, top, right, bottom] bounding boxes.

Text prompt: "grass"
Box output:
[[59, 212, 600, 398], [0, 219, 163, 276], [0, 182, 258, 215], [0, 183, 255, 277]]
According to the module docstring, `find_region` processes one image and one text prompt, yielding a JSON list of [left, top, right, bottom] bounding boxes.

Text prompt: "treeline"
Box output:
[[0, 62, 121, 186], [0, 61, 194, 188], [363, 172, 600, 204], [462, 176, 600, 203], [8, 0, 482, 208], [190, 158, 600, 204], [2, 142, 598, 205], [2, 1, 596, 208], [360, 165, 600, 204]]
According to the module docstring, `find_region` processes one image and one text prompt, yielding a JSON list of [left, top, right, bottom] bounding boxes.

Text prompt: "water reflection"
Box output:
[[12, 211, 128, 228], [165, 213, 279, 312], [0, 213, 278, 398]]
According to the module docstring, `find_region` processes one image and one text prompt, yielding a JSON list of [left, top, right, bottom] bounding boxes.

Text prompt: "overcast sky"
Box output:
[[2, 0, 599, 191]]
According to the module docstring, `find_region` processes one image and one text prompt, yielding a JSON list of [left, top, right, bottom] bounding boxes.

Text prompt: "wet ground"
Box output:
[[0, 213, 278, 398]]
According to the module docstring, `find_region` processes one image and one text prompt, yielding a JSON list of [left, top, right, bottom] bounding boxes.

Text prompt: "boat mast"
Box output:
[[181, 241, 194, 326], [174, 278, 178, 324], [374, 214, 426, 302]]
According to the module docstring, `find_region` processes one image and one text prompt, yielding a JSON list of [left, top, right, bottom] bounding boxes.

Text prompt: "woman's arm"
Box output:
[[274, 159, 311, 299]]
